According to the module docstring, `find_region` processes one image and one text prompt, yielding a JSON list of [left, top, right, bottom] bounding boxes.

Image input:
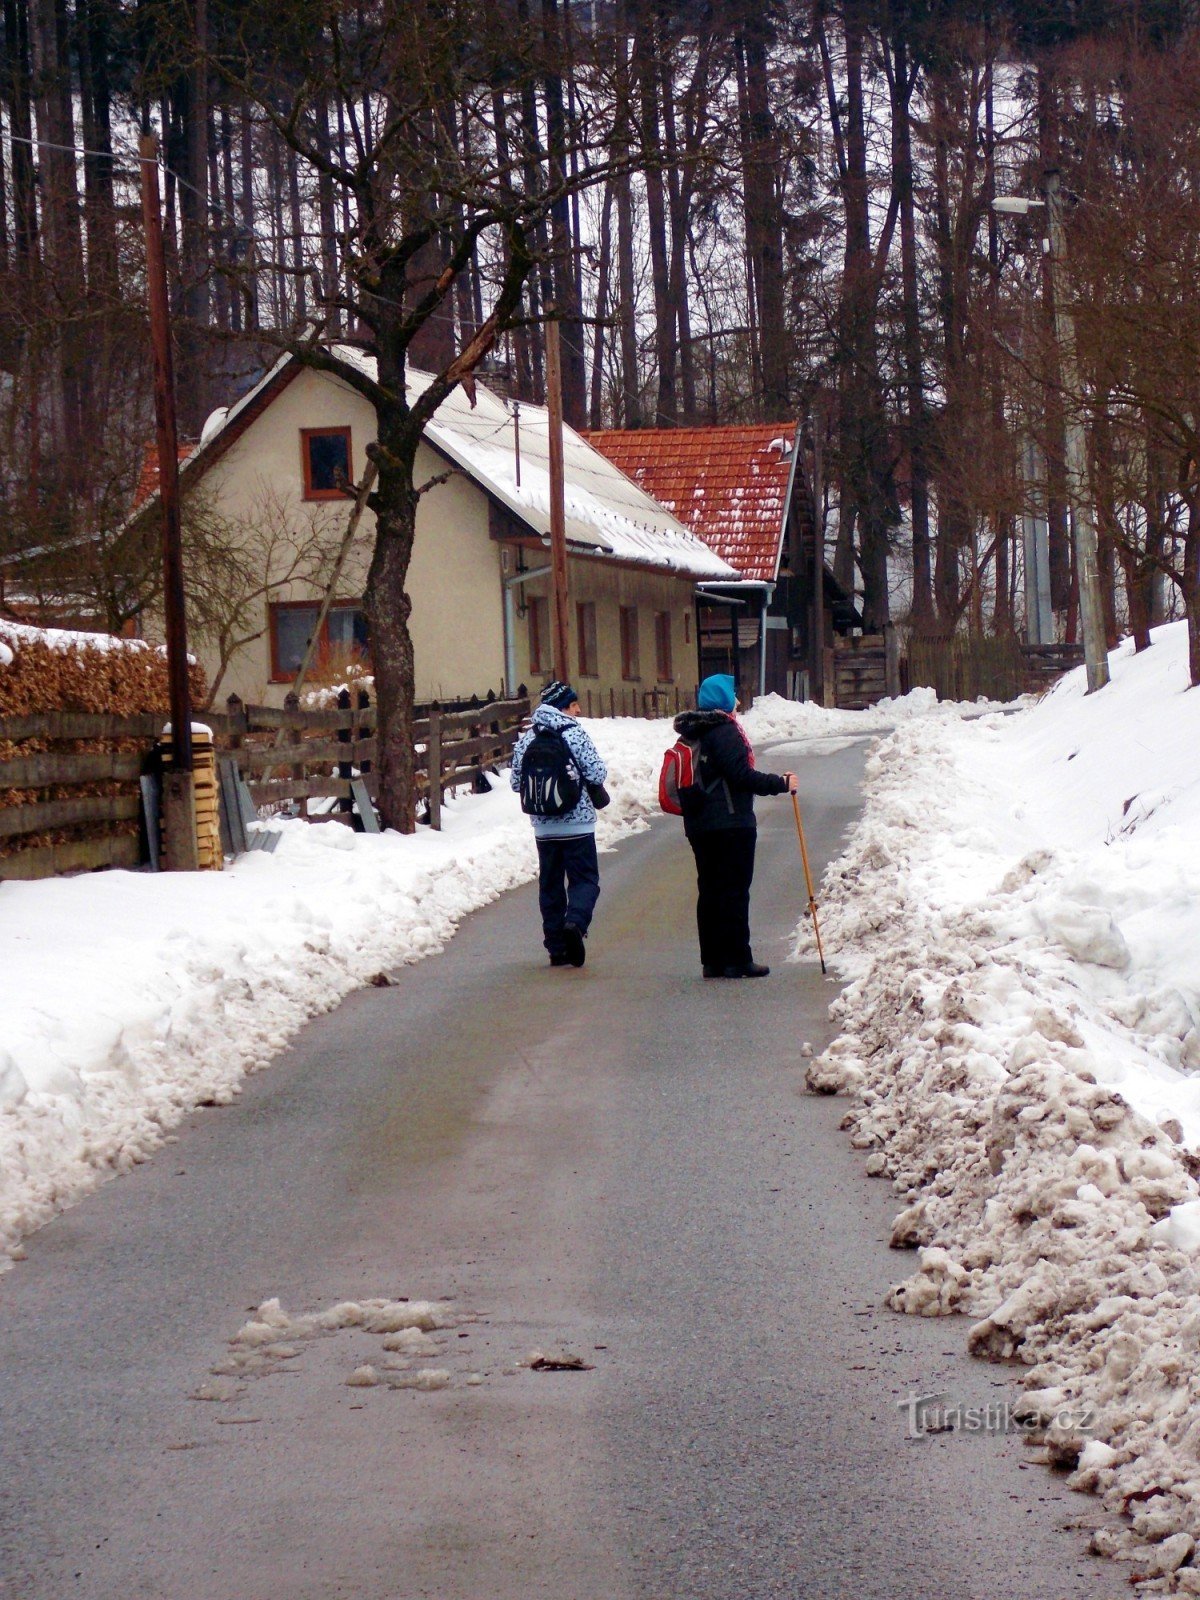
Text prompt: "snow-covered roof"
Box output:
[[158, 348, 737, 583], [341, 350, 737, 580]]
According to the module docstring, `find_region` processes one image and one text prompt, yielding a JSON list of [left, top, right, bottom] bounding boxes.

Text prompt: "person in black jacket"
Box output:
[[674, 673, 797, 979]]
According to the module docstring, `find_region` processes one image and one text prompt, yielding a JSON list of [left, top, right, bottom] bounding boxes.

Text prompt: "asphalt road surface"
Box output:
[[0, 737, 1117, 1600]]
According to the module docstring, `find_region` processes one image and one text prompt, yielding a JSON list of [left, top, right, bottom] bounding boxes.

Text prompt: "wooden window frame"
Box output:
[[576, 600, 599, 678], [619, 605, 640, 681], [528, 595, 548, 677], [300, 426, 353, 501], [654, 611, 673, 682], [269, 597, 369, 682]]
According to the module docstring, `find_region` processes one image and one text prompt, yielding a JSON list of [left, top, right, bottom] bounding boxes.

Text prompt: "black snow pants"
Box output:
[[688, 827, 756, 972]]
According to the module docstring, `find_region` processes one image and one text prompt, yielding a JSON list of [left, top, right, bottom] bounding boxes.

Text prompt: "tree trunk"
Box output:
[[364, 457, 419, 832], [1037, 67, 1072, 613], [890, 32, 932, 629], [590, 179, 614, 428], [736, 11, 787, 416], [633, 0, 675, 424]]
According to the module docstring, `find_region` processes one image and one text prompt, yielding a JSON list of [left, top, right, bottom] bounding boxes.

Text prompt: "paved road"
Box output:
[[0, 739, 1115, 1600]]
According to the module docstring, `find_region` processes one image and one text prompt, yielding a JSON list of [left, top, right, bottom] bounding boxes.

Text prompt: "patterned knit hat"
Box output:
[[540, 680, 579, 710]]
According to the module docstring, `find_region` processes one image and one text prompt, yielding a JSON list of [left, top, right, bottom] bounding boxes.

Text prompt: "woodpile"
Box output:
[[0, 627, 207, 865]]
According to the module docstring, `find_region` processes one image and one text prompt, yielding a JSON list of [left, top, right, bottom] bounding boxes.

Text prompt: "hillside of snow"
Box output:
[[806, 620, 1200, 1586]]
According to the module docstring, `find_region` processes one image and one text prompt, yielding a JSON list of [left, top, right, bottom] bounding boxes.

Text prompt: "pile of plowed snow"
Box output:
[[804, 621, 1200, 1587]]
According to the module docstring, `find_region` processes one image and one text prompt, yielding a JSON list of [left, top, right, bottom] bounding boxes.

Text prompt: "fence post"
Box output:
[[284, 691, 306, 818], [609, 686, 615, 718], [885, 622, 902, 700], [336, 687, 354, 817], [225, 693, 247, 754], [427, 702, 442, 830]]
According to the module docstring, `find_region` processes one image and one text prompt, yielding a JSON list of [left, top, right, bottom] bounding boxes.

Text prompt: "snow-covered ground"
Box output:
[[805, 620, 1200, 1588]]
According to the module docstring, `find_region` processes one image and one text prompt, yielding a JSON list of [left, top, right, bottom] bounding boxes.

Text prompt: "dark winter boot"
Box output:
[[549, 952, 570, 967], [724, 962, 770, 979], [563, 924, 586, 968]]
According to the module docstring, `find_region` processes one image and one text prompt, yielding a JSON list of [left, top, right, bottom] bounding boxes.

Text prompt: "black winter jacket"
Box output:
[[673, 709, 788, 836]]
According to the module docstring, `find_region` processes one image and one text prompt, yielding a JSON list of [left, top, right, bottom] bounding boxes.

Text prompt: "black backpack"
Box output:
[[519, 727, 583, 817]]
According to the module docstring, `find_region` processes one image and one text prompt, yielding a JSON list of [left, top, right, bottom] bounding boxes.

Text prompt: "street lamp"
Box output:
[[993, 176, 1110, 693]]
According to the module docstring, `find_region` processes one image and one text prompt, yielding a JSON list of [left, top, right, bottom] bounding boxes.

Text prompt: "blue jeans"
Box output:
[[536, 834, 601, 953]]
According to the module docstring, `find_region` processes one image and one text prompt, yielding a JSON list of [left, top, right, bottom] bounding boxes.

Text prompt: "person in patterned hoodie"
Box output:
[[510, 681, 608, 968]]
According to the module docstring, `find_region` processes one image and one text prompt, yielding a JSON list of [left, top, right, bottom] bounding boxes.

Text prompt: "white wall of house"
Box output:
[[175, 366, 505, 707], [161, 364, 700, 714]]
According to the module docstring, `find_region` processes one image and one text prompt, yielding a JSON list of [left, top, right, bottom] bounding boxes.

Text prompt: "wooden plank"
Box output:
[[0, 793, 142, 840], [0, 750, 146, 789], [234, 735, 377, 775], [350, 777, 380, 833], [140, 774, 162, 871], [234, 703, 378, 734], [435, 697, 528, 733], [0, 711, 165, 742], [245, 777, 355, 805], [218, 759, 248, 856], [0, 834, 142, 880]]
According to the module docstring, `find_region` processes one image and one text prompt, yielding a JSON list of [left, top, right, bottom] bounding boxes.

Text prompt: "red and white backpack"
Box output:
[[658, 735, 702, 815]]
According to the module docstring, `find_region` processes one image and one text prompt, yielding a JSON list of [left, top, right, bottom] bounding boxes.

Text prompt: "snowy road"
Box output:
[[0, 740, 1112, 1600]]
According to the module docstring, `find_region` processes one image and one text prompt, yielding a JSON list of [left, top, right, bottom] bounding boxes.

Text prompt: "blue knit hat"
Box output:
[[540, 680, 579, 710], [697, 673, 737, 712]]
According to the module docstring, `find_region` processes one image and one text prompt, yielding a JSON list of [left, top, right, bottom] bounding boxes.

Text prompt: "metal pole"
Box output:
[[1044, 171, 1109, 692], [544, 315, 571, 682], [140, 133, 199, 871]]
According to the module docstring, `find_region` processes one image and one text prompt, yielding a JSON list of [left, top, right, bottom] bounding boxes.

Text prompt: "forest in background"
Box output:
[[4, 0, 1200, 669]]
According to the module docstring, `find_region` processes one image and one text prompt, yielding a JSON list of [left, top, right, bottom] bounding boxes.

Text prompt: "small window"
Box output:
[[655, 612, 673, 681], [684, 612, 692, 645], [619, 606, 640, 680], [528, 595, 549, 676], [577, 600, 598, 678], [301, 427, 353, 500], [270, 600, 369, 681]]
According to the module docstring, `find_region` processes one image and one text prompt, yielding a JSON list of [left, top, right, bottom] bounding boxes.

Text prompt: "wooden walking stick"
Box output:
[[791, 791, 827, 975]]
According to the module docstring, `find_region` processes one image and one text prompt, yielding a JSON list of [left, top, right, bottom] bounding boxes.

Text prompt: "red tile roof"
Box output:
[[132, 441, 196, 510], [582, 424, 798, 583]]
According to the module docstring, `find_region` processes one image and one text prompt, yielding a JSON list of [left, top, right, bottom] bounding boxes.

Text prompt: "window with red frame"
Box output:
[[528, 595, 549, 676], [654, 612, 673, 681], [300, 427, 353, 500], [619, 606, 640, 680], [269, 600, 369, 681], [576, 601, 598, 677]]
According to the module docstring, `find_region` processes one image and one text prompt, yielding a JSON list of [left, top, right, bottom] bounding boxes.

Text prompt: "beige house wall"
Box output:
[[160, 366, 506, 707], [513, 559, 698, 715], [157, 364, 700, 714]]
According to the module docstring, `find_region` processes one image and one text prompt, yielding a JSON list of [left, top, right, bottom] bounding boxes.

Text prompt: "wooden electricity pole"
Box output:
[[544, 315, 571, 681], [140, 133, 199, 870]]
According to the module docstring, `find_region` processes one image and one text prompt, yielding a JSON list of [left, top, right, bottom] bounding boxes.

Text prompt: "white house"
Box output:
[[134, 350, 737, 709]]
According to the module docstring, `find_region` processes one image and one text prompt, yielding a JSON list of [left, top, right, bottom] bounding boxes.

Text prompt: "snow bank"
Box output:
[[805, 621, 1200, 1583], [0, 714, 694, 1267]]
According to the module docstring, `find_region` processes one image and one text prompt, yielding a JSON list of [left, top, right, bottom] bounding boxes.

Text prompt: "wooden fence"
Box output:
[[907, 633, 1085, 703], [0, 689, 529, 882]]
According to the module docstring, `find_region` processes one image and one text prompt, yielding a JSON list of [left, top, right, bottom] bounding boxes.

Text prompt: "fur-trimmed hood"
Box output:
[[673, 708, 733, 738]]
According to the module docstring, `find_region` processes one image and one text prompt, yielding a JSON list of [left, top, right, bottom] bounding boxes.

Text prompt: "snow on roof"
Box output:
[[582, 424, 799, 584], [331, 350, 737, 580], [158, 347, 737, 582]]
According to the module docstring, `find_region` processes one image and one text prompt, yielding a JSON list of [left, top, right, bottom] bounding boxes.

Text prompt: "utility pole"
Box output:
[[1043, 171, 1109, 692], [993, 178, 1109, 691], [544, 314, 571, 682], [140, 132, 199, 869]]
